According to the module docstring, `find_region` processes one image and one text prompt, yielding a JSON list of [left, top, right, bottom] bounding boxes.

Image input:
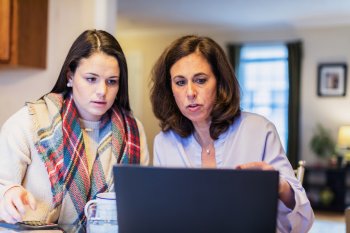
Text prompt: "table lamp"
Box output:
[[337, 126, 350, 165]]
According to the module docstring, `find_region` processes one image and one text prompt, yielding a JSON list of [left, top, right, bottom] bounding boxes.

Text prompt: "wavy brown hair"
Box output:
[[150, 35, 241, 139], [49, 29, 131, 112]]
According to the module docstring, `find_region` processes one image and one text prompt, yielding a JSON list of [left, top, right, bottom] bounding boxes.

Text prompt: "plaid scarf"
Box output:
[[28, 93, 140, 225]]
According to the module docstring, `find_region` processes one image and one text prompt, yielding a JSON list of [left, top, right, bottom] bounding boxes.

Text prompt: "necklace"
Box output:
[[194, 132, 212, 155], [194, 132, 216, 168]]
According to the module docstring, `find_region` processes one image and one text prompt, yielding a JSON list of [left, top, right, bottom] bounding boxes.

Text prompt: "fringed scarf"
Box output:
[[27, 93, 140, 225]]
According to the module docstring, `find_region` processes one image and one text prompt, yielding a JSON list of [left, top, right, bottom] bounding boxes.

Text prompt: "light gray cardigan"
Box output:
[[0, 106, 149, 224]]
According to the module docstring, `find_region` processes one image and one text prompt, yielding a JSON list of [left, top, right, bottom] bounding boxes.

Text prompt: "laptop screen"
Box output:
[[113, 165, 279, 233]]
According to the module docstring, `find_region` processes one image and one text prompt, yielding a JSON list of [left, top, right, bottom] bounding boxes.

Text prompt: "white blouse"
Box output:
[[153, 112, 314, 233]]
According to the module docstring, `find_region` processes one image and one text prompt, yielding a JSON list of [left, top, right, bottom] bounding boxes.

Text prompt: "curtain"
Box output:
[[227, 44, 242, 78], [287, 41, 303, 168]]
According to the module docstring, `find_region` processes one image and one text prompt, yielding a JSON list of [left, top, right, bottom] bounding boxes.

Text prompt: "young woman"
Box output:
[[150, 35, 313, 233], [0, 30, 149, 226]]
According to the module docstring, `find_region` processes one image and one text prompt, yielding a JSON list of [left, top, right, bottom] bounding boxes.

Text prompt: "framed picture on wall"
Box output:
[[317, 63, 347, 97]]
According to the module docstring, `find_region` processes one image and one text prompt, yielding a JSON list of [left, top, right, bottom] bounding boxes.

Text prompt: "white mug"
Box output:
[[84, 192, 117, 221]]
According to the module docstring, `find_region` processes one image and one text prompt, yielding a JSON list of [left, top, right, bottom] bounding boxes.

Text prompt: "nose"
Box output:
[[186, 83, 197, 99], [96, 81, 107, 97]]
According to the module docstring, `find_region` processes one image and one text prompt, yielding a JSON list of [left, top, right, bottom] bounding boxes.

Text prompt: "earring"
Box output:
[[67, 82, 72, 87]]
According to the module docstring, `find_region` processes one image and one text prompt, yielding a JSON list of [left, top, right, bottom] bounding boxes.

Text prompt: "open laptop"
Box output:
[[113, 165, 279, 233]]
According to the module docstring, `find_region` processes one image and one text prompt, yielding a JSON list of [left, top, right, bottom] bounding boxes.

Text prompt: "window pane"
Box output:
[[239, 44, 289, 150], [241, 44, 288, 60]]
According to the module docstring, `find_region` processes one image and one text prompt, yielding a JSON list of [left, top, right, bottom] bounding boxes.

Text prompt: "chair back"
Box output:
[[346, 207, 350, 233], [295, 160, 306, 184]]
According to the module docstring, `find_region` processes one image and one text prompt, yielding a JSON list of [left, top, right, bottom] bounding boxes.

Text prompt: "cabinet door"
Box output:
[[0, 0, 11, 62]]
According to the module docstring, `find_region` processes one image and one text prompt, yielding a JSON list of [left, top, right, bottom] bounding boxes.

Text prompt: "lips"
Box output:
[[187, 103, 202, 112], [91, 100, 107, 106]]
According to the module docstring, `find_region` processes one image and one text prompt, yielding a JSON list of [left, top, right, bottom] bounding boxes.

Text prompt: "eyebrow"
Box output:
[[193, 72, 208, 77], [86, 72, 119, 78], [86, 72, 99, 76], [172, 72, 208, 78]]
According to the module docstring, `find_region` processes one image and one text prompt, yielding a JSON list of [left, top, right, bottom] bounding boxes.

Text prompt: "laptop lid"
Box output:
[[113, 166, 279, 233]]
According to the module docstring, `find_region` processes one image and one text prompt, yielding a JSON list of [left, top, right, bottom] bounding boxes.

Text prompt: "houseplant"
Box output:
[[309, 124, 336, 160]]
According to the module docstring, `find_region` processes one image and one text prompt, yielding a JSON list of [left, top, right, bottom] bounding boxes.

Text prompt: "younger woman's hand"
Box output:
[[0, 186, 36, 223]]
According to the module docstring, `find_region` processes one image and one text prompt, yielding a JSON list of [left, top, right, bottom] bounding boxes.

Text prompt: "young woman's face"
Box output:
[[170, 52, 217, 127], [69, 52, 120, 121]]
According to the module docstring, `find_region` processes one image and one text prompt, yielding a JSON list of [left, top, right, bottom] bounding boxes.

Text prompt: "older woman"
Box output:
[[150, 35, 313, 233]]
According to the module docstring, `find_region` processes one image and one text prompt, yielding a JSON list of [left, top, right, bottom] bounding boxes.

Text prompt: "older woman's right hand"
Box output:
[[0, 186, 36, 223]]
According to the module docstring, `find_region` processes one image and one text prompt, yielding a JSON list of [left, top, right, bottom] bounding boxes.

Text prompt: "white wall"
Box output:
[[299, 26, 350, 164], [117, 34, 182, 157], [118, 25, 350, 165]]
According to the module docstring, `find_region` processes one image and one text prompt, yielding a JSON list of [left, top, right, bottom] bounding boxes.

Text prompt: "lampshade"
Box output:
[[338, 126, 350, 148]]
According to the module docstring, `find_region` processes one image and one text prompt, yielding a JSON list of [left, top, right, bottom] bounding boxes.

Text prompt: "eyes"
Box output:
[[86, 77, 119, 86], [173, 76, 208, 86]]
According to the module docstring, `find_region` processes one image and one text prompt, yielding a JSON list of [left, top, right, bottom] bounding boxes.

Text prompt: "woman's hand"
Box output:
[[0, 186, 36, 223], [236, 161, 296, 209]]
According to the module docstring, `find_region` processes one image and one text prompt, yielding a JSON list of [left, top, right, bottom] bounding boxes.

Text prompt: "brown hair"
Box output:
[[50, 29, 131, 112], [150, 35, 241, 139]]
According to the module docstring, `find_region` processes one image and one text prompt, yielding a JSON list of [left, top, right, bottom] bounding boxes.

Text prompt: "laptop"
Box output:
[[113, 165, 279, 233]]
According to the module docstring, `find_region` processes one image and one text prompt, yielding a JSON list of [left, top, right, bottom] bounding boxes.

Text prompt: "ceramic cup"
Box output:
[[84, 192, 117, 221]]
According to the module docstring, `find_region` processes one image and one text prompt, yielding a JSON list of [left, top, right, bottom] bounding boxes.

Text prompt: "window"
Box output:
[[238, 44, 289, 150]]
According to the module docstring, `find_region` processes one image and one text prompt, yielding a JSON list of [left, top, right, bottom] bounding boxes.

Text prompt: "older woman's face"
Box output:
[[69, 52, 120, 121], [170, 52, 217, 127]]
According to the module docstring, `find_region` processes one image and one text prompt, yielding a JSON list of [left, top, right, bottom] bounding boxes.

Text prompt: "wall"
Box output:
[[118, 25, 350, 165], [0, 0, 117, 125], [118, 34, 182, 158], [299, 26, 350, 164]]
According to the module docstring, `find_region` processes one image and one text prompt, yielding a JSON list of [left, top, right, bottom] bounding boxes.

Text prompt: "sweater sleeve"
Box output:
[[0, 107, 33, 198]]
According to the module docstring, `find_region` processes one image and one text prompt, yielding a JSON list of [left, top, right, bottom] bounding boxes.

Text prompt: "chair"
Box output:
[[346, 207, 350, 233], [295, 160, 306, 184]]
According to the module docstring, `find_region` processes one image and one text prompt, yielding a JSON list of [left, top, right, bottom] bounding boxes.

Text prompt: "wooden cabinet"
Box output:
[[304, 166, 350, 212], [0, 0, 11, 61], [0, 0, 48, 68]]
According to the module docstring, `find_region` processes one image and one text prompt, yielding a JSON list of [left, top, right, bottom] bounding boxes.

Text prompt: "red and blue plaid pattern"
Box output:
[[34, 93, 140, 224]]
